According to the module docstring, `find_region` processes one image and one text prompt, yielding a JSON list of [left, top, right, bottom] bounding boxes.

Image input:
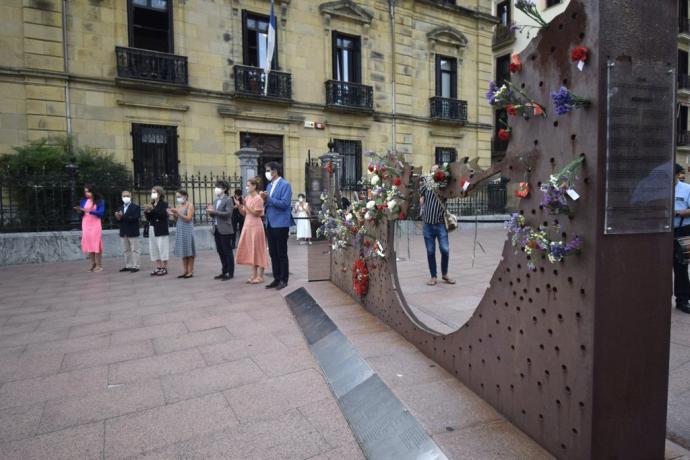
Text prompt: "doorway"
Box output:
[[240, 132, 284, 190]]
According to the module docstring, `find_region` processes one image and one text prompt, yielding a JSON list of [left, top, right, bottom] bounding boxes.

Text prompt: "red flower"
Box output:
[[352, 258, 369, 297], [368, 164, 375, 173], [393, 177, 401, 186], [498, 128, 511, 141], [377, 205, 385, 211], [515, 181, 530, 198], [433, 170, 446, 182], [509, 63, 521, 73], [399, 212, 407, 220], [324, 162, 334, 175], [506, 104, 518, 116], [571, 46, 588, 62]]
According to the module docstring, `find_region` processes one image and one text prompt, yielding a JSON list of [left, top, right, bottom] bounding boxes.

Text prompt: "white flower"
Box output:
[[346, 213, 353, 221], [387, 200, 397, 210], [364, 211, 372, 220], [366, 201, 376, 209], [370, 175, 380, 185]]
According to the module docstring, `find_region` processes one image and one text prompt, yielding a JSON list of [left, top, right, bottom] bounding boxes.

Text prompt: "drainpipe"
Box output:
[[388, 0, 397, 153], [62, 0, 73, 146]]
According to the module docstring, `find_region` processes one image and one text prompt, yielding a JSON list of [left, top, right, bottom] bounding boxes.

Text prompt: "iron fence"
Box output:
[[234, 65, 292, 101], [115, 46, 189, 86], [325, 80, 374, 112], [429, 97, 468, 122], [0, 171, 241, 233]]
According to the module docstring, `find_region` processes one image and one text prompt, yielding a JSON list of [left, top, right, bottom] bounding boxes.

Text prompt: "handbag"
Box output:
[[432, 188, 458, 233], [143, 222, 150, 238]]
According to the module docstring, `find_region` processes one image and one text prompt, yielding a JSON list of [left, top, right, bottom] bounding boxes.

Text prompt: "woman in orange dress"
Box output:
[[235, 176, 269, 283]]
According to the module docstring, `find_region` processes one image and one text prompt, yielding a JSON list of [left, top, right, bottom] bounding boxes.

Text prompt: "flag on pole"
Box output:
[[263, 0, 276, 95]]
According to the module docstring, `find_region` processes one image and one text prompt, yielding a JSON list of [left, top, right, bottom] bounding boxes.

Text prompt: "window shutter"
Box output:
[[131, 124, 143, 179], [242, 10, 249, 65], [331, 32, 338, 79], [166, 126, 179, 180], [435, 55, 441, 97], [451, 58, 458, 99], [167, 0, 174, 53], [353, 37, 361, 83]]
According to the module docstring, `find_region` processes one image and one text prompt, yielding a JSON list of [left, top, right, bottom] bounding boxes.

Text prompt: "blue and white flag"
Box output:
[[263, 0, 276, 95]]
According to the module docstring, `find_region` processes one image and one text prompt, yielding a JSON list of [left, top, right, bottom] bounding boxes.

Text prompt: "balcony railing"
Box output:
[[493, 24, 516, 47], [115, 46, 188, 87], [679, 131, 690, 147], [681, 18, 690, 35], [680, 74, 690, 90], [429, 97, 468, 122], [233, 65, 292, 102], [325, 80, 374, 112]]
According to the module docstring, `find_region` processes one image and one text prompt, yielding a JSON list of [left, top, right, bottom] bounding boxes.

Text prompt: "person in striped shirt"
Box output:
[[419, 173, 456, 286]]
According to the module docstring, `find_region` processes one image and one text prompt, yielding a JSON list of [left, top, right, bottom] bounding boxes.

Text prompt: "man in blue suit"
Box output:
[[260, 161, 293, 290]]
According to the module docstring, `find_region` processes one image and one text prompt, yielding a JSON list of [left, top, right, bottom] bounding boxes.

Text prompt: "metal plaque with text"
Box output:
[[604, 60, 675, 234]]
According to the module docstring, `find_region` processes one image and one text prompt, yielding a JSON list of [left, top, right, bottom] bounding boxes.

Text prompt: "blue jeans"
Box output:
[[423, 223, 449, 278]]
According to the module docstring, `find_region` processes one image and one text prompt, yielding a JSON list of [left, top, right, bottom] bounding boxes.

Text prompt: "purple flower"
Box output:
[[486, 81, 498, 105], [551, 86, 590, 116], [565, 235, 582, 252]]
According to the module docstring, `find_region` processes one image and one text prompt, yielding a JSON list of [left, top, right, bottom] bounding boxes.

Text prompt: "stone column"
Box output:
[[234, 141, 261, 190]]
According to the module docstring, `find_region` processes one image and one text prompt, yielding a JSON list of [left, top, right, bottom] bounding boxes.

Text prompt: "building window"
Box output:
[[128, 0, 173, 53], [496, 54, 511, 86], [132, 124, 179, 182], [332, 32, 361, 83], [242, 11, 278, 69], [545, 0, 562, 7], [680, 106, 688, 133], [496, 1, 511, 27], [333, 139, 362, 189], [435, 56, 457, 99], [435, 147, 457, 165]]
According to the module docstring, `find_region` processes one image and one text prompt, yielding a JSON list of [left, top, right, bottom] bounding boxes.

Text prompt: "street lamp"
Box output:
[[65, 160, 80, 228]]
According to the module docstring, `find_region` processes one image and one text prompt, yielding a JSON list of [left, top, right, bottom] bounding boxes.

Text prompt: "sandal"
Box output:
[[151, 268, 161, 276], [426, 278, 437, 286], [177, 274, 187, 278], [249, 278, 264, 284], [92, 266, 103, 273], [88, 264, 96, 272], [183, 274, 193, 279], [442, 276, 456, 285], [157, 268, 168, 276]]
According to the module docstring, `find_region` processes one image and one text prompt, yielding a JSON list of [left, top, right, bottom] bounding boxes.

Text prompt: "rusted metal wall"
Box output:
[[327, 2, 675, 458]]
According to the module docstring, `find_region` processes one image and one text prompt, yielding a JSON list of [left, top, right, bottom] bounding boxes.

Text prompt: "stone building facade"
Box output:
[[0, 0, 496, 192]]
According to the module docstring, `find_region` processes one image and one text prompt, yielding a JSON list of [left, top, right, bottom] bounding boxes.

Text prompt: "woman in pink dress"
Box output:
[[74, 184, 105, 272], [235, 176, 269, 284]]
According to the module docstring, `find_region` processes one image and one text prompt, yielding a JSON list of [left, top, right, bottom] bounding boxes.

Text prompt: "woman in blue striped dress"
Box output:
[[168, 189, 196, 278]]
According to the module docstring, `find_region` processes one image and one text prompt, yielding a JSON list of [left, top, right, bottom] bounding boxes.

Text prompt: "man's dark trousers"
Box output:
[[267, 224, 289, 283], [674, 225, 690, 304], [214, 228, 234, 277]]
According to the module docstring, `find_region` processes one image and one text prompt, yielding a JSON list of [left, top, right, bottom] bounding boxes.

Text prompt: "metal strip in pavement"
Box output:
[[285, 287, 448, 460]]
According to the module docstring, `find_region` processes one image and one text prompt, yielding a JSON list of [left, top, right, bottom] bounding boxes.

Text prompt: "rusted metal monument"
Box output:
[[306, 1, 677, 458]]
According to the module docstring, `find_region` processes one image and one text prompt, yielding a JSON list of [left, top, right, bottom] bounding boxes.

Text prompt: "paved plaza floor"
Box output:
[[0, 231, 688, 459]]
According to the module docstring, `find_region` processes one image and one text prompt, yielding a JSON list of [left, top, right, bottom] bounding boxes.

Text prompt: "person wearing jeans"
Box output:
[[419, 176, 455, 286], [674, 163, 690, 313]]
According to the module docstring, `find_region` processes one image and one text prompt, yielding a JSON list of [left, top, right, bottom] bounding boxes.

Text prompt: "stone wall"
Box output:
[[0, 226, 218, 266]]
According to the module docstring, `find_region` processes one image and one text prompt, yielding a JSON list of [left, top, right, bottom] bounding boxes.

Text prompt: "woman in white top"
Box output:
[[293, 194, 312, 245]]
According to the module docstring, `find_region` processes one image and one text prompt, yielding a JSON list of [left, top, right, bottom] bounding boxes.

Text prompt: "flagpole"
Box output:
[[264, 0, 276, 96]]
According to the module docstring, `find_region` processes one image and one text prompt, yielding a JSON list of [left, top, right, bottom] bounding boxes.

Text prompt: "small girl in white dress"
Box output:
[[293, 194, 312, 245]]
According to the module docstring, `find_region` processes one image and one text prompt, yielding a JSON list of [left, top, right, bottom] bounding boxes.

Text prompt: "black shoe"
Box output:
[[130, 268, 140, 273], [214, 274, 226, 280], [276, 281, 288, 291], [221, 274, 233, 281], [119, 267, 131, 272], [265, 280, 280, 289], [677, 302, 690, 314]]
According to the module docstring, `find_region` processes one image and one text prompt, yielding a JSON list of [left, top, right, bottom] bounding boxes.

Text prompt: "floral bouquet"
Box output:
[[487, 81, 546, 119], [551, 87, 590, 115], [515, 0, 549, 28], [352, 258, 369, 297], [540, 156, 585, 215], [505, 213, 583, 269]]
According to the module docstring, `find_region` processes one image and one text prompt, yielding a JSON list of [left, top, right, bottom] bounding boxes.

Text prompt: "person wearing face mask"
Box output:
[[74, 184, 105, 272], [144, 186, 170, 276], [168, 189, 196, 278], [114, 190, 141, 273], [235, 177, 269, 283], [259, 162, 292, 290], [293, 193, 312, 245], [206, 180, 235, 280]]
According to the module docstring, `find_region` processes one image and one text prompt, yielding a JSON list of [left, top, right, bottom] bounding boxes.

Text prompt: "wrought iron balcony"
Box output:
[[115, 46, 188, 87], [325, 80, 374, 112], [429, 97, 468, 123], [493, 24, 516, 48], [680, 74, 690, 90], [678, 131, 690, 147], [681, 18, 690, 35], [233, 65, 292, 102]]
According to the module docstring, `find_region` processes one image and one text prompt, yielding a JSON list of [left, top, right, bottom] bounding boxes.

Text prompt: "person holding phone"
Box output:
[[235, 177, 269, 283], [168, 189, 196, 278], [114, 190, 141, 273], [75, 184, 105, 272], [144, 186, 170, 276], [206, 180, 235, 280]]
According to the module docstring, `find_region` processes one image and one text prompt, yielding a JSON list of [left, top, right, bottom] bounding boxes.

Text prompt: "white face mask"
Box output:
[[298, 197, 304, 202], [265, 171, 273, 182], [176, 197, 184, 204], [214, 187, 222, 196], [151, 192, 158, 200], [122, 197, 131, 204]]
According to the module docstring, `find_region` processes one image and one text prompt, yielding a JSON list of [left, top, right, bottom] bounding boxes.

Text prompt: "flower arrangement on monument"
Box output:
[[352, 258, 369, 297], [551, 87, 590, 115], [505, 213, 583, 270], [571, 46, 588, 71], [511, 0, 549, 38], [540, 156, 585, 215], [509, 54, 523, 74], [487, 81, 546, 119]]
